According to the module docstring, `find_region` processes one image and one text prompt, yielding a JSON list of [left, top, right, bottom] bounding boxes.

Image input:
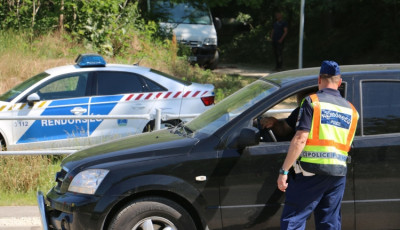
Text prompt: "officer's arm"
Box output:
[[277, 130, 309, 192], [282, 130, 309, 171]]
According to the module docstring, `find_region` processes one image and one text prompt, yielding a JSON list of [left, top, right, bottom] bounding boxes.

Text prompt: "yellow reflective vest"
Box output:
[[299, 93, 359, 176]]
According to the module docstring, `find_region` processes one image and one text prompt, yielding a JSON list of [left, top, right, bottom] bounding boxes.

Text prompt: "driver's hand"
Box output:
[[260, 117, 278, 129]]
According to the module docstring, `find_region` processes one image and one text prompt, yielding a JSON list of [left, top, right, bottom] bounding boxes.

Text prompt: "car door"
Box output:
[[13, 72, 91, 150], [217, 82, 356, 229], [88, 71, 159, 144], [351, 74, 400, 229]]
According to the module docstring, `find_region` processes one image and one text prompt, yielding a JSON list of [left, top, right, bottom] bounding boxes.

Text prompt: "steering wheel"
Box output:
[[256, 117, 278, 142]]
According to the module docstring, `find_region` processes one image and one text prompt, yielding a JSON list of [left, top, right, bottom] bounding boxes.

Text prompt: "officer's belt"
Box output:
[[300, 151, 347, 162]]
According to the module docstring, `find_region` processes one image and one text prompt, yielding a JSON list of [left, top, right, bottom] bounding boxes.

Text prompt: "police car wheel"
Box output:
[[143, 120, 181, 132], [108, 197, 196, 230], [0, 138, 5, 151]]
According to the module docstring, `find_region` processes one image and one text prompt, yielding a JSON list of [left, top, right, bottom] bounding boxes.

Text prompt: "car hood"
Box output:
[[62, 129, 199, 171], [0, 101, 10, 110]]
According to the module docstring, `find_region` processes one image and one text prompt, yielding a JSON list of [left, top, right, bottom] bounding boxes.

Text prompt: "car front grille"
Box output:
[[178, 40, 201, 47], [54, 168, 67, 193]]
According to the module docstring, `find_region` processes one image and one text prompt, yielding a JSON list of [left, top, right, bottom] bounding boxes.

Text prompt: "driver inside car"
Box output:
[[259, 88, 316, 142]]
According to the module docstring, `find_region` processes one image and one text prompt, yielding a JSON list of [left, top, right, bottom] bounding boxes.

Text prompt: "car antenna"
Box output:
[[133, 57, 144, 66]]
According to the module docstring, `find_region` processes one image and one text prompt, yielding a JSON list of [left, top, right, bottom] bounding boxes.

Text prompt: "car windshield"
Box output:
[[185, 80, 279, 135], [152, 1, 211, 25], [0, 72, 49, 102]]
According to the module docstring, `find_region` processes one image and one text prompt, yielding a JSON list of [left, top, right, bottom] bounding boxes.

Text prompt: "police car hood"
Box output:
[[62, 129, 199, 170], [0, 101, 9, 108]]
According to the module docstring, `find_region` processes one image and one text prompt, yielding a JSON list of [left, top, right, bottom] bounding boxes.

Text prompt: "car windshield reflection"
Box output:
[[152, 1, 211, 25], [186, 79, 279, 135]]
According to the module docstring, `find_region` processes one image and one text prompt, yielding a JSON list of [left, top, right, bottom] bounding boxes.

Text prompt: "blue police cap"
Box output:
[[320, 60, 340, 76]]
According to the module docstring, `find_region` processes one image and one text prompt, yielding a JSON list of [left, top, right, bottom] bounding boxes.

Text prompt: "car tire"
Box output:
[[108, 197, 196, 230], [0, 137, 6, 151], [208, 51, 219, 70], [143, 120, 180, 132]]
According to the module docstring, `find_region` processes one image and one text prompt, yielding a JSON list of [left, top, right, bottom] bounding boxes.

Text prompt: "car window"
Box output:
[[186, 79, 279, 135], [257, 86, 319, 142], [142, 77, 167, 92], [362, 81, 400, 135], [96, 72, 146, 95], [0, 72, 49, 102], [263, 83, 345, 122], [37, 73, 88, 100]]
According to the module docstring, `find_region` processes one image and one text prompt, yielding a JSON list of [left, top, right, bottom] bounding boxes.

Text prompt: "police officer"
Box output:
[[277, 61, 359, 229]]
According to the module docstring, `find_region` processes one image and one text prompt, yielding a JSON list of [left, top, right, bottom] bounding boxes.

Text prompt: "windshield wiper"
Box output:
[[172, 122, 193, 136]]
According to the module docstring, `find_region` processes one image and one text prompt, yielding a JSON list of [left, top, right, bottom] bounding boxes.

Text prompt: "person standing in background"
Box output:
[[271, 11, 288, 71]]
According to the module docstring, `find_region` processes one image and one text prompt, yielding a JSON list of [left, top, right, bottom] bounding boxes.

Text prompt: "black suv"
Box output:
[[38, 65, 400, 230]]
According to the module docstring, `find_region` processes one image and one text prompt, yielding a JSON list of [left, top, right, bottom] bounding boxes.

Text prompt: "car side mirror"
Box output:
[[237, 127, 260, 150], [27, 93, 40, 106], [214, 17, 222, 30]]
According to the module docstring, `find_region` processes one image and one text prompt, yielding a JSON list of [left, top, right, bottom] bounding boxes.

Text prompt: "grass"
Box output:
[[0, 30, 255, 205], [0, 155, 63, 205]]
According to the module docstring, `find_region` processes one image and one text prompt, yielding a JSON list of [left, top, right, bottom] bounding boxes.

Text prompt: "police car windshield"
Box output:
[[0, 72, 49, 102], [151, 1, 211, 25], [186, 80, 279, 135]]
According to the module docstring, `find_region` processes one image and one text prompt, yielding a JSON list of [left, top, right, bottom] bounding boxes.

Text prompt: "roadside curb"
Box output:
[[0, 207, 41, 230]]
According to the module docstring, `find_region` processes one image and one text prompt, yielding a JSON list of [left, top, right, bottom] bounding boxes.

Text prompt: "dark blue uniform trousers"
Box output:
[[281, 173, 346, 230]]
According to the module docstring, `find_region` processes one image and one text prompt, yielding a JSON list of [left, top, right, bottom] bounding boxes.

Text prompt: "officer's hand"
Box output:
[[277, 174, 288, 192]]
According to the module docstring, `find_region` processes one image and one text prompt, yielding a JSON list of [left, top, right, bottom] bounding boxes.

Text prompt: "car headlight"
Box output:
[[68, 169, 109, 195], [203, 37, 217, 45]]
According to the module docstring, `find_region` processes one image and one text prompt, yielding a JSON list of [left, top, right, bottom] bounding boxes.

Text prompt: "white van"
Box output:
[[148, 0, 221, 69]]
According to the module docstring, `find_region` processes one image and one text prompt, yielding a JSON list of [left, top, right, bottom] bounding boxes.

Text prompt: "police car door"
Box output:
[[13, 72, 91, 150], [88, 71, 156, 144]]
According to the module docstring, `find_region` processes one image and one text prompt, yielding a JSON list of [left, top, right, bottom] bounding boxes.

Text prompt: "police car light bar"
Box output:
[[75, 54, 106, 67]]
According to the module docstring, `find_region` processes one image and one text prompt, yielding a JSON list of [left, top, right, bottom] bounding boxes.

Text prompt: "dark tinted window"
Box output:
[[142, 77, 167, 92], [96, 72, 145, 95], [362, 81, 400, 135]]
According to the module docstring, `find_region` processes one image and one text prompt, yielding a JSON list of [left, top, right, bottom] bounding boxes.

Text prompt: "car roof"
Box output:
[[44, 64, 152, 76], [264, 64, 400, 86]]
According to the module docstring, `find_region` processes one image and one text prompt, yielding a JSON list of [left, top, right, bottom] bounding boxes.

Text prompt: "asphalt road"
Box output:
[[0, 206, 41, 230], [213, 63, 273, 78]]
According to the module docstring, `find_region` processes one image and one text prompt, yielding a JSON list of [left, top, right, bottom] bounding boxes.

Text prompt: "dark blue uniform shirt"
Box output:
[[285, 107, 300, 131], [272, 20, 288, 42], [296, 88, 342, 131]]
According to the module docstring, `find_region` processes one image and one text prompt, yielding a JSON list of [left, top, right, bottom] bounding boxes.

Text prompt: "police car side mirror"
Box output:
[[237, 127, 260, 150], [27, 93, 40, 107]]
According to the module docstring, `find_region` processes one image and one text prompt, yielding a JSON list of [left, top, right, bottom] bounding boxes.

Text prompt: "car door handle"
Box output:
[[70, 107, 87, 115]]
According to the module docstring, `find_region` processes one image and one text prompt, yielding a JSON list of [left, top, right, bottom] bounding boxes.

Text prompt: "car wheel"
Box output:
[[0, 137, 6, 151], [208, 51, 219, 70], [143, 120, 180, 132], [108, 197, 196, 230]]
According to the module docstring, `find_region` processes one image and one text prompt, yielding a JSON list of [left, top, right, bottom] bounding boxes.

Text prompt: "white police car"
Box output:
[[0, 54, 214, 151]]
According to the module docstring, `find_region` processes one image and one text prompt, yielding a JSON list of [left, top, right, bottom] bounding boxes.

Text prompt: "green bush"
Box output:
[[65, 1, 143, 56]]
